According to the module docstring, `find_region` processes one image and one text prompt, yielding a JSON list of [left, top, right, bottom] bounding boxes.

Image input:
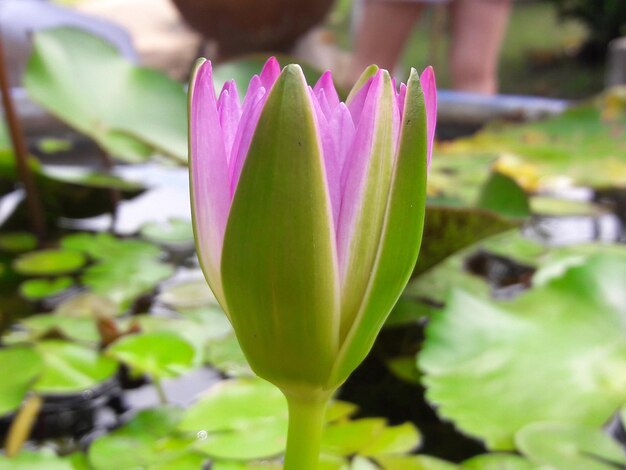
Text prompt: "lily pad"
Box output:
[[19, 277, 74, 300], [374, 455, 458, 470], [440, 91, 626, 191], [25, 28, 187, 163], [461, 454, 535, 470], [204, 333, 253, 377], [53, 292, 119, 319], [178, 379, 288, 460], [140, 218, 194, 246], [419, 254, 626, 449], [8, 314, 100, 344], [107, 331, 195, 379], [0, 449, 76, 470], [515, 422, 626, 470], [13, 249, 85, 276], [60, 233, 162, 263], [82, 259, 174, 310], [0, 232, 37, 253], [477, 172, 530, 219], [34, 340, 117, 394], [0, 347, 44, 416], [158, 279, 220, 310], [89, 406, 206, 470], [414, 206, 515, 277]]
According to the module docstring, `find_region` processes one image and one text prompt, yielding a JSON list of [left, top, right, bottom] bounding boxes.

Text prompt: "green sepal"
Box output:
[[221, 65, 340, 392], [330, 68, 428, 387]]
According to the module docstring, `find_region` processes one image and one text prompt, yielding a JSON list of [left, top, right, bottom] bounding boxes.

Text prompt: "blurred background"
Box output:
[[1, 1, 626, 468]]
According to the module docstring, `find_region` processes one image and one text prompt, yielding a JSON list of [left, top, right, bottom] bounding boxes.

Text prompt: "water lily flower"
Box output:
[[189, 57, 436, 469]]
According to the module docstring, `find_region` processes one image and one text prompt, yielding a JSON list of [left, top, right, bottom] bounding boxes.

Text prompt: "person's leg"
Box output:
[[449, 0, 512, 94], [349, 1, 424, 82]]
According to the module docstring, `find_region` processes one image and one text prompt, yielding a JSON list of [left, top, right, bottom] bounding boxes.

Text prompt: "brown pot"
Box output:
[[171, 0, 335, 57]]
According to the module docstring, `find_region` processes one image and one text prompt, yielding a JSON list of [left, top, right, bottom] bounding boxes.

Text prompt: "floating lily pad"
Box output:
[[107, 331, 195, 379], [89, 406, 206, 470], [515, 422, 626, 470], [204, 333, 253, 377], [0, 232, 37, 253], [477, 172, 530, 219], [140, 219, 194, 246], [179, 379, 288, 460], [83, 259, 174, 311], [61, 233, 162, 263], [10, 314, 100, 343], [414, 206, 515, 277], [19, 277, 74, 301], [34, 340, 117, 394], [133, 311, 231, 365], [0, 347, 44, 416], [25, 28, 187, 163], [36, 137, 73, 154], [13, 249, 85, 276], [461, 454, 535, 470], [158, 279, 220, 310], [440, 91, 626, 191], [53, 292, 119, 318], [419, 254, 626, 449], [373, 455, 458, 470], [0, 449, 76, 470]]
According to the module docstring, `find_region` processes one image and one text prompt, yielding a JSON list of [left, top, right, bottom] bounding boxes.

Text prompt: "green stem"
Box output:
[[153, 378, 168, 405], [283, 391, 331, 470]]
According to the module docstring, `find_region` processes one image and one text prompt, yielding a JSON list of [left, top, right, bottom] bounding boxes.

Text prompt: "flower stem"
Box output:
[[283, 390, 331, 470]]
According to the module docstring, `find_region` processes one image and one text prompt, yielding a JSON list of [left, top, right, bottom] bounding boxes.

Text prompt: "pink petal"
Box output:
[[337, 71, 384, 273], [346, 75, 374, 128], [259, 56, 281, 91], [228, 86, 267, 197], [314, 71, 340, 111], [316, 89, 333, 121], [419, 66, 437, 167], [189, 60, 231, 301], [217, 80, 242, 163], [397, 83, 407, 120], [309, 87, 341, 228], [329, 103, 355, 189]]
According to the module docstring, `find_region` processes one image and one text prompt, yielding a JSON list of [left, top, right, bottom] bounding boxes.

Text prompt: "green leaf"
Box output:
[[477, 172, 530, 219], [221, 65, 339, 389], [374, 455, 458, 470], [25, 28, 187, 163], [419, 254, 626, 449], [89, 406, 206, 470], [322, 419, 387, 456], [0, 232, 37, 253], [414, 206, 516, 277], [516, 422, 626, 470], [60, 233, 162, 263], [13, 249, 85, 276], [107, 331, 195, 379], [0, 347, 43, 416], [53, 292, 119, 318], [19, 277, 74, 300], [34, 340, 117, 393], [140, 218, 194, 246], [179, 378, 288, 460], [82, 259, 174, 311], [158, 279, 220, 310], [439, 91, 626, 191], [204, 333, 254, 377], [461, 454, 535, 470], [0, 449, 75, 470], [9, 313, 100, 344]]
